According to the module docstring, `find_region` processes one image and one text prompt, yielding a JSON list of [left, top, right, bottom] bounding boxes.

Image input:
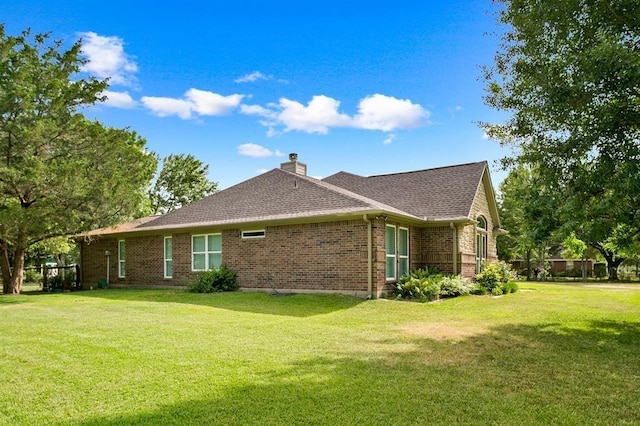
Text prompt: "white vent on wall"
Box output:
[[242, 230, 266, 239]]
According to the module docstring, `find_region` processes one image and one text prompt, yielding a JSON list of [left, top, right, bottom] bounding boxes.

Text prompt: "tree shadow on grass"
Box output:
[[0, 295, 28, 305], [70, 320, 640, 426], [75, 288, 364, 318]]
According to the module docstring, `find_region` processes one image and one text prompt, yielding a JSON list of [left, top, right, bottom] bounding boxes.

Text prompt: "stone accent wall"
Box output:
[[459, 178, 500, 277]]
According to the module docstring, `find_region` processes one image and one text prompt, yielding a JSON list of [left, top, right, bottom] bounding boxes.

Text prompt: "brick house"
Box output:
[[78, 154, 505, 298]]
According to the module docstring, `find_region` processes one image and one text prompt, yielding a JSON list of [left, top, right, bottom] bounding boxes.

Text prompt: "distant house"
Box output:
[[78, 154, 505, 298], [511, 253, 595, 278]]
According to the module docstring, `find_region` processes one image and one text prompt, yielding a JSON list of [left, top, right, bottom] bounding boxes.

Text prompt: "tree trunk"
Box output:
[[0, 241, 12, 294], [538, 244, 546, 281], [607, 259, 624, 281], [591, 243, 624, 282], [0, 242, 25, 294], [10, 247, 25, 293]]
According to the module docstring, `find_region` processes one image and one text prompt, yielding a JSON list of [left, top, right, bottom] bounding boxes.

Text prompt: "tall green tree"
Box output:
[[483, 0, 640, 279], [149, 153, 217, 215], [0, 26, 157, 293], [498, 165, 561, 279]]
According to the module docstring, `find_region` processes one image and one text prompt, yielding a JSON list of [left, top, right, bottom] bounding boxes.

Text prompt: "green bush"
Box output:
[[63, 269, 76, 286], [399, 267, 438, 282], [474, 261, 518, 295], [24, 269, 43, 283], [393, 276, 441, 302], [48, 274, 64, 291], [187, 265, 239, 293], [502, 281, 519, 294], [439, 275, 474, 297]]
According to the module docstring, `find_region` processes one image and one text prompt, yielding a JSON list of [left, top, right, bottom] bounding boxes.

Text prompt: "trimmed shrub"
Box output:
[[187, 265, 239, 293], [502, 281, 519, 294], [474, 261, 518, 295]]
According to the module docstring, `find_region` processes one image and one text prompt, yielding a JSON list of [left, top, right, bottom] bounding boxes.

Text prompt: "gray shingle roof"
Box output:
[[323, 161, 488, 220], [136, 168, 420, 231], [85, 161, 490, 236]]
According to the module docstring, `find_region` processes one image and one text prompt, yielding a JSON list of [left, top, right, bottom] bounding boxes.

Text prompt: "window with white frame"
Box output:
[[476, 216, 488, 273], [118, 240, 125, 278], [386, 225, 410, 281], [398, 227, 409, 278], [386, 225, 397, 280], [164, 236, 173, 278], [192, 234, 222, 271]]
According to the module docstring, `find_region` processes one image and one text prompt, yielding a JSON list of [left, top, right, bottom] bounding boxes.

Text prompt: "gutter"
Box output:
[[363, 214, 373, 299], [450, 222, 458, 275]]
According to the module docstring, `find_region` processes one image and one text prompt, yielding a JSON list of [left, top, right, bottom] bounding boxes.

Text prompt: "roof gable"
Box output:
[[323, 162, 488, 221]]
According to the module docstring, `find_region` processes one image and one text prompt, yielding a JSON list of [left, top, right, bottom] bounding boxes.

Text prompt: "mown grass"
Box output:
[[1, 283, 639, 425]]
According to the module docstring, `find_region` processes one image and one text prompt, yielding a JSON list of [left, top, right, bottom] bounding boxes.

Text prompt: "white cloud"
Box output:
[[455, 105, 463, 111], [100, 90, 137, 108], [141, 96, 193, 119], [186, 89, 244, 115], [277, 96, 352, 134], [79, 32, 138, 86], [354, 94, 428, 131], [241, 94, 429, 135], [240, 104, 277, 118], [255, 168, 270, 175], [235, 71, 270, 83], [242, 95, 351, 134], [237, 143, 282, 158], [383, 133, 396, 145], [141, 89, 244, 119]]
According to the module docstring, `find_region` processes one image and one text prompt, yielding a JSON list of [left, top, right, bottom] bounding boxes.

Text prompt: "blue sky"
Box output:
[[2, 0, 510, 189]]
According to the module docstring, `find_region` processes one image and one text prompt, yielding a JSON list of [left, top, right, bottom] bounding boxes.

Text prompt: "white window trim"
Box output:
[[385, 224, 397, 281], [191, 233, 222, 272], [242, 230, 266, 239], [476, 216, 488, 273], [117, 240, 125, 278], [398, 227, 409, 278], [164, 236, 173, 279]]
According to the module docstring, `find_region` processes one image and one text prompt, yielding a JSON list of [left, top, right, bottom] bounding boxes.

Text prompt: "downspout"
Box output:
[[450, 222, 458, 275], [363, 214, 372, 299]]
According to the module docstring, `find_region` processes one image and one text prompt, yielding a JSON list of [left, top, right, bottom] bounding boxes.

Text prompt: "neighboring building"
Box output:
[[511, 254, 595, 278], [78, 155, 505, 298]]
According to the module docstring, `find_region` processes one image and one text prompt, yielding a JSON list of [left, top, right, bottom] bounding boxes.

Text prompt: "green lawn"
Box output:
[[1, 283, 639, 425]]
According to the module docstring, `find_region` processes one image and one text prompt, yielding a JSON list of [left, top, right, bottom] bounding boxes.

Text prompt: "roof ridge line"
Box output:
[[365, 160, 487, 178]]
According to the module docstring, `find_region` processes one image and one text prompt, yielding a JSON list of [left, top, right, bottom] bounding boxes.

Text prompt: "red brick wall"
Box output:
[[423, 226, 455, 275], [223, 221, 369, 294], [80, 217, 483, 294], [81, 235, 171, 287]]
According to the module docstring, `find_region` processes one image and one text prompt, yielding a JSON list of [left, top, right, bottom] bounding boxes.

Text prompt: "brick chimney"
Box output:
[[280, 153, 307, 175]]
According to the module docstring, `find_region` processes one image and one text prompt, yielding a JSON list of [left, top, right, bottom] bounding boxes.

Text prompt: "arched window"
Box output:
[[476, 216, 488, 273], [477, 216, 487, 230]]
